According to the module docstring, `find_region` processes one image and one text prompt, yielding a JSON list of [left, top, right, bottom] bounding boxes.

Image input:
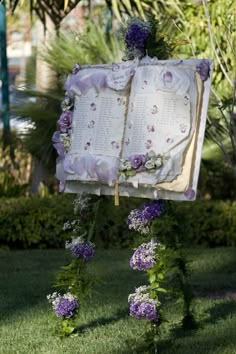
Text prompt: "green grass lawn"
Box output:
[[0, 248, 236, 354]]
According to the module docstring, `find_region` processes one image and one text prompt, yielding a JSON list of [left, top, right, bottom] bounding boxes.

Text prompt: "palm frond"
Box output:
[[42, 23, 123, 76], [9, 0, 81, 29]]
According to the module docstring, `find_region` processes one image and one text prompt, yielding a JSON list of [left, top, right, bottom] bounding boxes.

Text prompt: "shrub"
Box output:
[[0, 195, 74, 249], [174, 201, 236, 247], [0, 195, 236, 249]]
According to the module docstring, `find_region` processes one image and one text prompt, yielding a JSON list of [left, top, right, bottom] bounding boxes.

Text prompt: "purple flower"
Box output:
[[129, 154, 146, 170], [58, 111, 73, 133], [125, 20, 152, 58], [142, 200, 164, 221], [66, 236, 95, 261], [127, 200, 164, 234], [130, 240, 158, 271], [196, 59, 210, 81], [184, 187, 195, 200], [129, 300, 159, 321], [52, 131, 65, 157], [47, 292, 78, 318], [128, 286, 159, 321], [72, 63, 81, 75]]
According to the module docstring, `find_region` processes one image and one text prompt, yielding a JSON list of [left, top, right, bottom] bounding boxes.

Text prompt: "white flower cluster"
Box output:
[[47, 292, 78, 313], [128, 210, 150, 234], [130, 239, 159, 270], [60, 134, 71, 151], [128, 285, 159, 306], [47, 292, 59, 305], [63, 219, 80, 233], [65, 235, 85, 251], [73, 193, 91, 214]]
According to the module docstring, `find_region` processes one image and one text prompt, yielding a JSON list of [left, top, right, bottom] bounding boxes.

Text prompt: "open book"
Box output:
[[56, 57, 212, 201]]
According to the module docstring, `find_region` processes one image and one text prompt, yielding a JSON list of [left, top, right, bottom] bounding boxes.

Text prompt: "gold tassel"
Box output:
[[114, 181, 119, 206]]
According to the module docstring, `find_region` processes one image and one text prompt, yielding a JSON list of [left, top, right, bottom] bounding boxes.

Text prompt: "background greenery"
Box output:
[[1, 195, 236, 249]]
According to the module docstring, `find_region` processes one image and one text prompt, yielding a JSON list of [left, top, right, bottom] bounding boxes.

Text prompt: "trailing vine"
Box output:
[[47, 194, 100, 337], [127, 200, 196, 352]]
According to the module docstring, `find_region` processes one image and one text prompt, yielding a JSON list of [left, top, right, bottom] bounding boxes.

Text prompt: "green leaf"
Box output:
[[111, 0, 123, 22], [157, 287, 167, 293]]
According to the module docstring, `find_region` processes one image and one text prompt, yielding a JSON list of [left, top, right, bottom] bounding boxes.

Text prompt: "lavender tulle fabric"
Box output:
[[59, 155, 119, 186]]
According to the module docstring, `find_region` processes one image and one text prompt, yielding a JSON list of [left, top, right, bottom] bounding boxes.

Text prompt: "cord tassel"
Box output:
[[114, 181, 119, 206]]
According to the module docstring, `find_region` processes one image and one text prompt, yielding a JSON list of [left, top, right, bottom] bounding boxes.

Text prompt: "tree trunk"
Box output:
[[30, 16, 57, 194]]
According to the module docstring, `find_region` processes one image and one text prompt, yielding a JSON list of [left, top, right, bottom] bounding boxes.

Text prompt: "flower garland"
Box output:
[[126, 200, 197, 351], [119, 151, 166, 179], [47, 194, 98, 337], [127, 201, 168, 344]]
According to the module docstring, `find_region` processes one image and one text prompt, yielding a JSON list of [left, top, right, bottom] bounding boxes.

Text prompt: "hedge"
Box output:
[[0, 195, 74, 249], [0, 195, 235, 249], [175, 201, 236, 247]]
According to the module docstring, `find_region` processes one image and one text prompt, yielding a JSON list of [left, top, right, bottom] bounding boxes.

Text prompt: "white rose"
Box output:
[[144, 159, 155, 170], [60, 134, 71, 149], [120, 159, 132, 171], [147, 150, 156, 158], [155, 157, 163, 168]]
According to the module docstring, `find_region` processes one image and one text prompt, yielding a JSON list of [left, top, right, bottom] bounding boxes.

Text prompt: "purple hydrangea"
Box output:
[[196, 59, 210, 81], [58, 111, 73, 133], [65, 236, 95, 261], [128, 154, 146, 170], [125, 19, 152, 58], [47, 292, 78, 318], [127, 200, 164, 234], [130, 240, 159, 271], [128, 286, 159, 321], [129, 300, 158, 321]]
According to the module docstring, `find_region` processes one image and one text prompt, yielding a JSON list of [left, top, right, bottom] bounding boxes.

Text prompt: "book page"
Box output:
[[123, 92, 191, 156], [69, 87, 128, 158], [121, 65, 196, 183]]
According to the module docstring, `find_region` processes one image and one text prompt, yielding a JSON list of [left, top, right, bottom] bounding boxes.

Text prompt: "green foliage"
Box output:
[[199, 160, 236, 200], [0, 143, 31, 197], [147, 244, 170, 298], [16, 89, 61, 170], [94, 196, 141, 248], [1, 195, 236, 249], [173, 200, 236, 247], [0, 194, 74, 249], [55, 258, 97, 300], [130, 199, 236, 248], [43, 23, 123, 76]]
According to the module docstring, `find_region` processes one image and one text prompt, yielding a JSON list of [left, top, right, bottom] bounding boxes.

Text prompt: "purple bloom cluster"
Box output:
[[127, 200, 164, 234], [66, 236, 95, 261], [130, 240, 158, 271], [125, 19, 152, 58], [129, 300, 158, 321], [47, 292, 78, 318], [128, 286, 159, 321], [58, 110, 73, 133]]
